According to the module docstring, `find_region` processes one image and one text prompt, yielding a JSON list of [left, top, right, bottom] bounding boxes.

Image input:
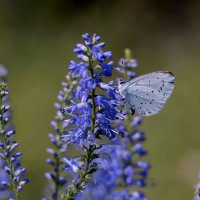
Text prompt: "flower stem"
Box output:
[[63, 146, 96, 200], [90, 72, 96, 133], [54, 149, 61, 200]]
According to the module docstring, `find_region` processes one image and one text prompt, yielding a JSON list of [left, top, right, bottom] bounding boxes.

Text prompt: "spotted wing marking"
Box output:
[[123, 71, 175, 116]]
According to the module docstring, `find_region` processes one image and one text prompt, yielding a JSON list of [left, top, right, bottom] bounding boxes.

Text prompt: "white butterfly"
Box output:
[[118, 71, 175, 116]]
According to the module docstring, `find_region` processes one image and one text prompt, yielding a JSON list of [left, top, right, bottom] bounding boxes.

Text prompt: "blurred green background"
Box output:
[[0, 0, 200, 199]]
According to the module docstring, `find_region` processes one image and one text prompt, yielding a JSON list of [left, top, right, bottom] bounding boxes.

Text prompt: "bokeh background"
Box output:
[[0, 0, 200, 199]]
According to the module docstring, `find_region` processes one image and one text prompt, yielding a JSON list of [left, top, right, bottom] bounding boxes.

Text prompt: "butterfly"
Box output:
[[118, 71, 175, 116]]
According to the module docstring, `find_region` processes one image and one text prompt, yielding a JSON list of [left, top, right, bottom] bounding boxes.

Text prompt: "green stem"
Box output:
[[63, 147, 95, 200], [53, 107, 69, 199], [90, 71, 96, 133], [54, 152, 60, 200]]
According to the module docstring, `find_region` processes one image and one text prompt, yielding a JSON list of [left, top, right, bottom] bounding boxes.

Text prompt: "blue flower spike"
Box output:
[[0, 82, 28, 200], [45, 35, 150, 200], [74, 49, 150, 200], [63, 33, 122, 145], [60, 33, 123, 199], [45, 75, 77, 200]]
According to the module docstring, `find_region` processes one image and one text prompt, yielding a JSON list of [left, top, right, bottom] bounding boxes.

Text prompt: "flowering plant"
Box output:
[[0, 68, 28, 200], [0, 33, 179, 200], [44, 33, 150, 200]]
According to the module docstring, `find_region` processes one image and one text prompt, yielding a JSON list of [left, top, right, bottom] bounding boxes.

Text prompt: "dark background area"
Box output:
[[0, 0, 200, 199]]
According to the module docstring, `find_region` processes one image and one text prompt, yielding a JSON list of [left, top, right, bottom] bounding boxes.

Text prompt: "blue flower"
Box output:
[[118, 50, 138, 80], [76, 115, 150, 198], [133, 144, 148, 156], [119, 58, 138, 68], [62, 33, 121, 145], [62, 158, 81, 173], [0, 65, 8, 81], [44, 75, 77, 199], [112, 189, 148, 200], [100, 63, 113, 76], [68, 61, 88, 78], [45, 33, 121, 198], [0, 159, 12, 199], [57, 34, 128, 200], [0, 82, 28, 199]]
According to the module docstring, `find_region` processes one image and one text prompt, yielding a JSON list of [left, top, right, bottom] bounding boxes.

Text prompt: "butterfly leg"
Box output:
[[130, 107, 135, 115], [121, 96, 125, 101]]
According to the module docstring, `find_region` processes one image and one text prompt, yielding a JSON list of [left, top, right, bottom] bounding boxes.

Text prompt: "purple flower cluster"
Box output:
[[118, 49, 138, 80], [63, 33, 122, 145], [76, 115, 149, 200], [74, 51, 150, 200], [115, 116, 150, 187], [44, 35, 150, 200], [0, 159, 11, 199], [112, 189, 148, 200], [0, 65, 10, 199], [44, 75, 77, 199], [56, 33, 127, 199], [0, 82, 28, 199], [44, 33, 122, 199], [0, 65, 8, 82]]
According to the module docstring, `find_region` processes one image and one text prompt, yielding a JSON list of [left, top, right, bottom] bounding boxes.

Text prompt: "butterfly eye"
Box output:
[[119, 81, 125, 85]]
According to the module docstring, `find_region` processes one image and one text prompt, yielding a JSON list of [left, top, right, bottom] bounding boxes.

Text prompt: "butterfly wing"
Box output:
[[123, 71, 175, 116]]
